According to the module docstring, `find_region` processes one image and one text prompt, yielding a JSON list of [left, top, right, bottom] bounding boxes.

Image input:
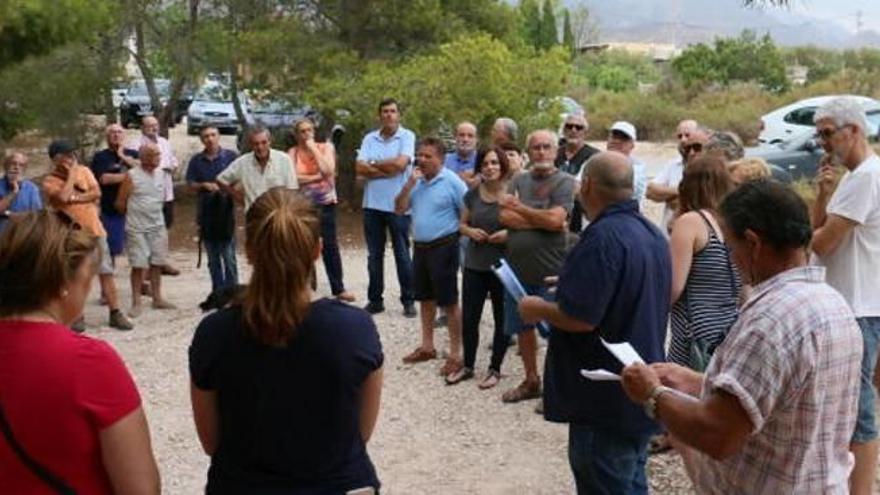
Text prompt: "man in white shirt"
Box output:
[[605, 121, 647, 203], [811, 96, 880, 495], [217, 126, 298, 212], [646, 119, 709, 232]]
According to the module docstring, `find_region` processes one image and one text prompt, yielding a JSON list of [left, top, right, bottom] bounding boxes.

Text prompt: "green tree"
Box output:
[[562, 8, 574, 55], [672, 31, 788, 92], [539, 0, 558, 49], [519, 0, 542, 49]]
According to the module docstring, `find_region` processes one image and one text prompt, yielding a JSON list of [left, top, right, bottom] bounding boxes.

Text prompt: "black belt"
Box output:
[[414, 232, 459, 249]]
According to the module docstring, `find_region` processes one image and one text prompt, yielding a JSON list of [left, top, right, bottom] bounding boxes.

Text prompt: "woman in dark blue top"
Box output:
[[189, 188, 384, 495]]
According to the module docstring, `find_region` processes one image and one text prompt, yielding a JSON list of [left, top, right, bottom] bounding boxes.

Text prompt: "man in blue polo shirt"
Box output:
[[0, 152, 42, 232], [186, 126, 239, 295], [394, 137, 467, 379], [519, 151, 671, 494], [356, 98, 417, 317]]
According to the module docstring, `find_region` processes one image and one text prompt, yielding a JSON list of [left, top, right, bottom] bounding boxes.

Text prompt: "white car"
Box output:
[[758, 94, 880, 144], [186, 84, 248, 135]]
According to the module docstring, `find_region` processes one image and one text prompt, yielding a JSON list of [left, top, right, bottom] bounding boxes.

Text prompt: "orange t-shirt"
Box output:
[[42, 165, 106, 237], [289, 144, 336, 205]]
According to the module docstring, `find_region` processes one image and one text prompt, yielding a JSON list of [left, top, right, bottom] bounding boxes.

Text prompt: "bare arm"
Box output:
[[518, 297, 595, 333], [669, 213, 701, 304], [355, 161, 391, 179], [646, 182, 678, 202], [190, 383, 219, 456], [115, 175, 133, 215], [812, 214, 857, 258], [394, 172, 420, 215], [99, 407, 161, 494], [499, 207, 532, 230], [373, 155, 409, 175], [0, 181, 19, 211], [359, 367, 383, 443], [100, 172, 128, 185]]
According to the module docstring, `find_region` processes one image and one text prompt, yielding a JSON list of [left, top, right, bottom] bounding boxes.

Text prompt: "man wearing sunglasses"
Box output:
[[42, 140, 134, 332], [556, 114, 599, 232], [606, 121, 647, 203], [646, 120, 706, 232], [810, 96, 880, 495]]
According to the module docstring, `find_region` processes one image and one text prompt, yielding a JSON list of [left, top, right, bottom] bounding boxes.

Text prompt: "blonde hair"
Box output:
[[243, 188, 319, 345], [728, 157, 771, 184], [0, 210, 97, 316]]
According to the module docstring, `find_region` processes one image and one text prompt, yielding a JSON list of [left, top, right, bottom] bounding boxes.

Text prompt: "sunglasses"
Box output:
[[564, 123, 585, 131], [816, 126, 845, 141], [684, 143, 703, 153]]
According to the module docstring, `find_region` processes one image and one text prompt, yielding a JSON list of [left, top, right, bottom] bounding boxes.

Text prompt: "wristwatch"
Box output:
[[368, 159, 377, 166], [644, 385, 673, 419]]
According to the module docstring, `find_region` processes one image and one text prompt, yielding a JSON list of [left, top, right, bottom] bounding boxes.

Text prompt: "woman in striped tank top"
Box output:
[[668, 156, 741, 371]]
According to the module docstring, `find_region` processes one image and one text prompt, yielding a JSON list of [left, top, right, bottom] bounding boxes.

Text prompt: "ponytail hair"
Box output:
[[243, 188, 319, 345]]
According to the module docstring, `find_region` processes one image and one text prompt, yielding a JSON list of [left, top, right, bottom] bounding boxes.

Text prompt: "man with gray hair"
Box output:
[[647, 120, 706, 232], [217, 126, 298, 212], [519, 151, 670, 494], [498, 129, 575, 403], [444, 121, 479, 187], [556, 113, 599, 232], [606, 121, 647, 203], [811, 96, 880, 495], [491, 117, 519, 147]]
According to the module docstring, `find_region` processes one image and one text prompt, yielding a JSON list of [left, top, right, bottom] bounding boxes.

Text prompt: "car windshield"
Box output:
[[196, 85, 235, 102], [251, 99, 298, 113], [128, 80, 170, 97]]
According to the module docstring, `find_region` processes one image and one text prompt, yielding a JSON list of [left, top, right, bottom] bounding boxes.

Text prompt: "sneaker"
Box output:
[[364, 301, 385, 315], [70, 317, 86, 333], [109, 310, 134, 331], [403, 303, 417, 318]]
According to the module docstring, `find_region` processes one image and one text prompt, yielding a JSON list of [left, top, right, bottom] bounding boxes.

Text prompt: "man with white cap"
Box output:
[[607, 121, 646, 203]]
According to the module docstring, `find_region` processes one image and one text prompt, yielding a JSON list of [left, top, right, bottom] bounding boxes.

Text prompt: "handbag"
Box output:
[[0, 402, 76, 494]]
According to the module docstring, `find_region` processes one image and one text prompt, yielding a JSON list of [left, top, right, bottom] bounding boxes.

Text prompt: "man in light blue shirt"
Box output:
[[443, 121, 479, 187], [395, 137, 468, 379], [0, 152, 43, 232], [356, 98, 417, 317]]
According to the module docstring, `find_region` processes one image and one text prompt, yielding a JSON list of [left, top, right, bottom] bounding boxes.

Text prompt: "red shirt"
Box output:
[[0, 321, 141, 494]]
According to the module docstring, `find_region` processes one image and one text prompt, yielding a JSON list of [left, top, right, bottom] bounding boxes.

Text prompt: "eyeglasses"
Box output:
[[684, 143, 703, 154], [564, 123, 585, 131], [816, 126, 846, 141]]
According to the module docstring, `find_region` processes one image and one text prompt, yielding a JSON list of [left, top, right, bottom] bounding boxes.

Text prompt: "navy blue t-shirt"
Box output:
[[91, 148, 139, 215], [189, 298, 384, 494], [543, 200, 671, 438]]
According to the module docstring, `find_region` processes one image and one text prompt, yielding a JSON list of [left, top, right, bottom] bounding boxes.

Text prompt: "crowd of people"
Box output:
[[0, 94, 878, 494]]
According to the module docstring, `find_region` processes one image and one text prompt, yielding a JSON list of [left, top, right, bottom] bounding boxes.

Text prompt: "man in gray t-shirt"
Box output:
[[498, 129, 575, 404]]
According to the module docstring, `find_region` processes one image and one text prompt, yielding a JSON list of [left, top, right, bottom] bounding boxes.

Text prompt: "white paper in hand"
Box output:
[[579, 369, 621, 381], [600, 337, 645, 367]]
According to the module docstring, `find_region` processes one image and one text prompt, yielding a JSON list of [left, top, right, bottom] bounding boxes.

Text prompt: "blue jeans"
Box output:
[[204, 238, 238, 292], [363, 208, 414, 306], [568, 424, 649, 495], [318, 204, 346, 295], [853, 317, 880, 443], [504, 283, 552, 338]]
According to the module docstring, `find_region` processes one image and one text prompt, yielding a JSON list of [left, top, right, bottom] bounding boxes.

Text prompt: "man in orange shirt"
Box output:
[[42, 140, 133, 332]]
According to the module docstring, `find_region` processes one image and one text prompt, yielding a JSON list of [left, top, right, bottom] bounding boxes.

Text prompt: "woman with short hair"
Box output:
[[0, 210, 159, 494], [190, 188, 384, 494]]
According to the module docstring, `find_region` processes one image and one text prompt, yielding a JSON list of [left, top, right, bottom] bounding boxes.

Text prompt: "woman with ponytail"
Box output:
[[189, 188, 384, 494]]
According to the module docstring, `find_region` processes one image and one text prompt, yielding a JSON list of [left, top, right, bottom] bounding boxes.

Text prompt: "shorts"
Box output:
[[101, 212, 126, 256], [504, 282, 553, 337], [853, 316, 880, 443], [126, 228, 169, 269], [413, 234, 459, 307], [97, 237, 114, 275]]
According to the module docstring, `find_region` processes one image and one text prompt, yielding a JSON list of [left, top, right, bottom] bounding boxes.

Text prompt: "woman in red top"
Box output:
[[0, 210, 159, 494]]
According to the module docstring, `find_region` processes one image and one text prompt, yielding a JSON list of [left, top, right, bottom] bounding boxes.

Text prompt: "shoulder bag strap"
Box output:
[[0, 403, 76, 494]]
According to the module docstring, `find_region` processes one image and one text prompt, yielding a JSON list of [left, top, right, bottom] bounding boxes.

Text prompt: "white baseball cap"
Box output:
[[609, 121, 637, 141]]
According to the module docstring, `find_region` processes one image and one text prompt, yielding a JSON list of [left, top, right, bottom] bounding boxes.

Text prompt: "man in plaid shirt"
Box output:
[[622, 180, 862, 493]]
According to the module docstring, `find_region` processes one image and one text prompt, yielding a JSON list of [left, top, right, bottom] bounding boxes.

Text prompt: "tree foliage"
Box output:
[[573, 49, 661, 92]]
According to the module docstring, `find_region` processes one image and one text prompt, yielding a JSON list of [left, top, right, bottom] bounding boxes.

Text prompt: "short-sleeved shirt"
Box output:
[[186, 148, 238, 237], [555, 143, 600, 179], [543, 200, 671, 437], [357, 126, 415, 212], [128, 135, 177, 201], [692, 266, 861, 493], [631, 157, 647, 202], [443, 151, 476, 174], [290, 143, 337, 205], [0, 178, 42, 231], [125, 166, 167, 232], [189, 299, 384, 493], [410, 167, 467, 243], [813, 154, 880, 317], [650, 158, 684, 230], [90, 147, 139, 215], [463, 187, 505, 271], [0, 320, 141, 494], [216, 149, 298, 211], [505, 169, 575, 285], [43, 165, 106, 237]]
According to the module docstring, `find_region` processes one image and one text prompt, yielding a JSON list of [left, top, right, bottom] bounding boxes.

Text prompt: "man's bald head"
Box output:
[[139, 142, 161, 170], [582, 151, 633, 218]]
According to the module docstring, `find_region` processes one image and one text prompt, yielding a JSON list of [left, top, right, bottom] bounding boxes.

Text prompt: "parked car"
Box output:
[[236, 97, 338, 152], [758, 94, 880, 144], [119, 79, 192, 128], [187, 84, 248, 135]]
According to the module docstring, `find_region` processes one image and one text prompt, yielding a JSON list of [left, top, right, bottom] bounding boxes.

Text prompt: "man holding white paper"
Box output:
[[519, 151, 671, 494]]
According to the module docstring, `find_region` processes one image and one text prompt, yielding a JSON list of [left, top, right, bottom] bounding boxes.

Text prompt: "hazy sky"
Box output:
[[785, 0, 880, 33]]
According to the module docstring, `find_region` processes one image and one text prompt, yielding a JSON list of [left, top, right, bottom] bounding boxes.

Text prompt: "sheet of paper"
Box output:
[[600, 337, 645, 367], [492, 258, 551, 336], [579, 369, 621, 381]]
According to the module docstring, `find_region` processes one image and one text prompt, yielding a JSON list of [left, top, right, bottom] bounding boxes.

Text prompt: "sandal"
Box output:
[[438, 357, 463, 377], [501, 380, 541, 403], [478, 369, 501, 390], [445, 367, 474, 385], [402, 347, 437, 364]]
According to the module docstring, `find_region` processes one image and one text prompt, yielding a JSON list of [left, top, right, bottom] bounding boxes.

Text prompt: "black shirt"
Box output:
[[91, 148, 139, 215], [189, 299, 384, 494], [555, 143, 599, 233]]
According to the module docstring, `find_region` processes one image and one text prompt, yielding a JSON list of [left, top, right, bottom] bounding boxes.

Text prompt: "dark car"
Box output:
[[746, 133, 820, 182], [120, 79, 193, 128]]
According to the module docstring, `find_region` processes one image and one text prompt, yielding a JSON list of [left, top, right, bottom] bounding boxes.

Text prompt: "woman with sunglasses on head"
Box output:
[[448, 147, 512, 388], [0, 210, 160, 494], [189, 188, 384, 494], [288, 118, 356, 303]]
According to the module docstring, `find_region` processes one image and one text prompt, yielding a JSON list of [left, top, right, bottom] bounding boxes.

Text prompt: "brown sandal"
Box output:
[[438, 357, 463, 377], [402, 347, 437, 364], [478, 369, 502, 390], [501, 380, 541, 403], [445, 367, 474, 385]]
